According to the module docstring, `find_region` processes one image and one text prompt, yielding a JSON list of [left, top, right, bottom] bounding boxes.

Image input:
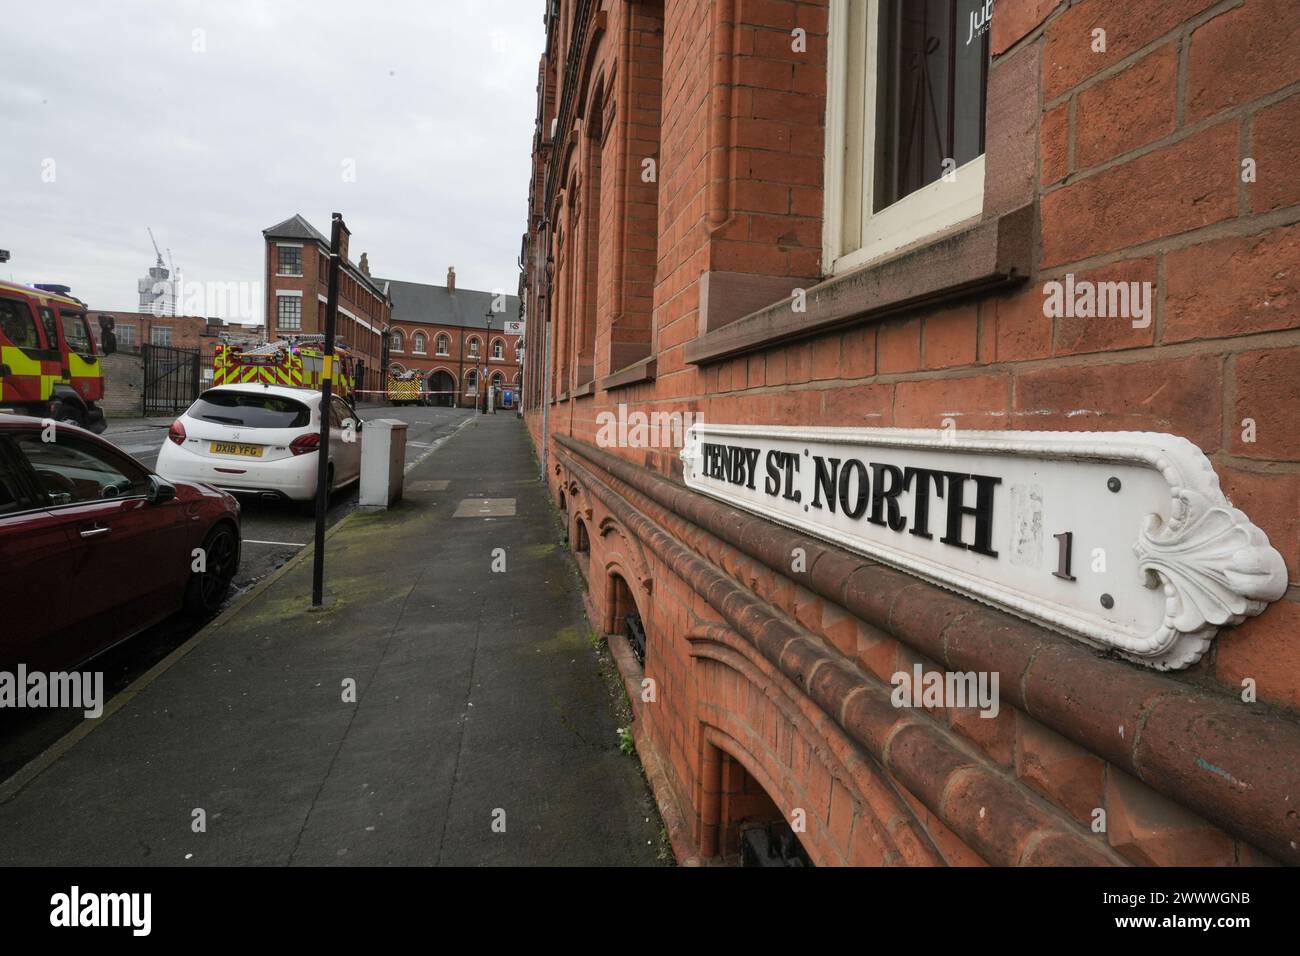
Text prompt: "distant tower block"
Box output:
[[140, 227, 177, 316]]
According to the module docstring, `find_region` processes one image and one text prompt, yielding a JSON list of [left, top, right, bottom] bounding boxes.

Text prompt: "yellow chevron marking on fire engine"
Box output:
[[68, 352, 98, 381], [1, 346, 43, 376]]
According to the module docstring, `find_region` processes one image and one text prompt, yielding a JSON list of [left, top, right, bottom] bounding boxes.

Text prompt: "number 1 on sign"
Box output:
[[1053, 531, 1076, 581]]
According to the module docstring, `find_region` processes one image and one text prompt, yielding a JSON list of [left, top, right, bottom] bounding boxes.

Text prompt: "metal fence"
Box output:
[[142, 344, 200, 415]]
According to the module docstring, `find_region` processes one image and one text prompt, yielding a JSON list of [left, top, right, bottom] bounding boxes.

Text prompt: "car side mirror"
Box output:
[[147, 475, 177, 503], [98, 315, 117, 356]]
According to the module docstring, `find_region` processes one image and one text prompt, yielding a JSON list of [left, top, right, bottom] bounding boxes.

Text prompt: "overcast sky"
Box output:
[[0, 0, 543, 323]]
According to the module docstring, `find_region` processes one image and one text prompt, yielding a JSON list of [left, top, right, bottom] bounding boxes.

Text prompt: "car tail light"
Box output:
[[168, 419, 186, 446], [289, 433, 320, 456]]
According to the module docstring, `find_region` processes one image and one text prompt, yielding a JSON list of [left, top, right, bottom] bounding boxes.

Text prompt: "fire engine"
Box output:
[[213, 336, 357, 406], [385, 365, 426, 406], [0, 279, 115, 432]]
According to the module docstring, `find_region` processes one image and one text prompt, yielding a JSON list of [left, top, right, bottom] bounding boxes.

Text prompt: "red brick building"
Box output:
[[520, 0, 1300, 866], [100, 311, 223, 360], [263, 214, 392, 394], [99, 311, 247, 388], [381, 268, 523, 408]]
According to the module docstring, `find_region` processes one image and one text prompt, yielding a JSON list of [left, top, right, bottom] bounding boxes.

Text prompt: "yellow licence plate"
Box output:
[[211, 441, 264, 457]]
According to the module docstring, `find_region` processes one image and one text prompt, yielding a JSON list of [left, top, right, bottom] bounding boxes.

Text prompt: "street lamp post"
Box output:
[[483, 308, 494, 414], [312, 212, 347, 608]]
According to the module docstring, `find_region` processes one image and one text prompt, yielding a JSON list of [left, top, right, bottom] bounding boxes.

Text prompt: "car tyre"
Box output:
[[184, 522, 238, 617]]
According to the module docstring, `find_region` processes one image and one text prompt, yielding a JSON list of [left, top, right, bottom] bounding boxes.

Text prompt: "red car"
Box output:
[[0, 414, 241, 671]]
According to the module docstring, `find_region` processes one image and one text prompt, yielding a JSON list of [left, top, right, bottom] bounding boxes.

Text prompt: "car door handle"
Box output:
[[79, 526, 111, 539]]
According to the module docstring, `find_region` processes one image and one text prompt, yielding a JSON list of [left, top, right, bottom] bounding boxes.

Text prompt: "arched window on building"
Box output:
[[491, 337, 505, 360], [436, 334, 449, 355], [467, 337, 481, 359], [466, 369, 478, 393], [412, 332, 426, 354], [390, 329, 404, 353]]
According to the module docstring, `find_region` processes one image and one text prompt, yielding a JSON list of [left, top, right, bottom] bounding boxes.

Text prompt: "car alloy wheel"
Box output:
[[186, 523, 238, 615]]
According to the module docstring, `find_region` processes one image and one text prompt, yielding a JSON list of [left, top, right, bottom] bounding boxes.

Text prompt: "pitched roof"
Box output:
[[377, 277, 521, 331], [262, 213, 389, 301], [262, 213, 329, 244]]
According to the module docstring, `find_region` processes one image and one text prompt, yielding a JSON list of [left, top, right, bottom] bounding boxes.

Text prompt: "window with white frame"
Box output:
[[116, 324, 136, 348], [277, 295, 302, 331], [413, 332, 426, 354], [466, 369, 478, 393], [391, 329, 404, 352], [277, 245, 303, 276], [150, 325, 173, 346], [436, 334, 449, 355], [824, 0, 990, 275], [467, 337, 480, 358], [491, 338, 504, 360]]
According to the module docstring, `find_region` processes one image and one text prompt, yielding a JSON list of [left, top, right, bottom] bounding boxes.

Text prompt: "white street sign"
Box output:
[[681, 424, 1287, 670]]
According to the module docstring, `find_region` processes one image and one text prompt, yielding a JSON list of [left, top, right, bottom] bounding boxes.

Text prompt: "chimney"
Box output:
[[447, 266, 456, 293], [359, 252, 370, 276]]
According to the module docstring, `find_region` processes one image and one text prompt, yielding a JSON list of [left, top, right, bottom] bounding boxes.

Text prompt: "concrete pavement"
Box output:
[[0, 414, 666, 865]]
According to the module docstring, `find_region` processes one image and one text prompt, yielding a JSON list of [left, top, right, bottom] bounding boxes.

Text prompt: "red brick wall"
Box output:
[[101, 311, 221, 364], [524, 0, 1300, 866], [264, 237, 390, 391], [386, 322, 522, 405]]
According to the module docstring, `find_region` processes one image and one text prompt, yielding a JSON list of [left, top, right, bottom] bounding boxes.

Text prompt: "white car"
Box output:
[[156, 384, 362, 506]]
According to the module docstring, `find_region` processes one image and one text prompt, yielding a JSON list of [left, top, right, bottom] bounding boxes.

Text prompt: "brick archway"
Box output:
[[698, 725, 804, 863], [427, 366, 457, 407], [604, 565, 641, 637], [688, 624, 944, 867]]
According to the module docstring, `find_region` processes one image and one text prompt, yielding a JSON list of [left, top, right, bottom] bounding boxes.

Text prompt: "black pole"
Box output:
[[484, 310, 493, 413], [312, 212, 346, 607]]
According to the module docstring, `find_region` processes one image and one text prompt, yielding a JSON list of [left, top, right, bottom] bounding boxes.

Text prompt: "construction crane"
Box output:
[[147, 227, 165, 268]]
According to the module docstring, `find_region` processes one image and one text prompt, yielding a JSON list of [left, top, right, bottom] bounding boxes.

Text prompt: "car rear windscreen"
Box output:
[[190, 390, 311, 428]]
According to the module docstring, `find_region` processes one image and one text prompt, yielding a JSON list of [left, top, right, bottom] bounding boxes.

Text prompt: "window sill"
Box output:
[[600, 355, 656, 391], [684, 203, 1034, 366], [572, 380, 595, 399]]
